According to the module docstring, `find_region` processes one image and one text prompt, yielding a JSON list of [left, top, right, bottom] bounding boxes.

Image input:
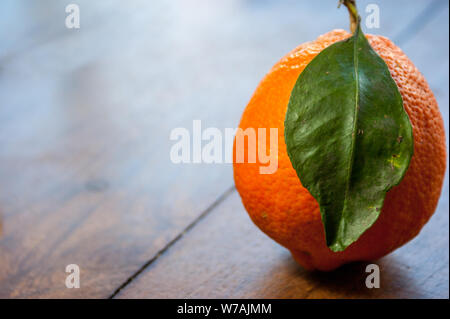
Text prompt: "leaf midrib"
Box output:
[[338, 27, 361, 247]]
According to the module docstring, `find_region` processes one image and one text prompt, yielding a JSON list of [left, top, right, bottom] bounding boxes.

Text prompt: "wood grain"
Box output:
[[0, 0, 447, 298], [116, 190, 448, 299]]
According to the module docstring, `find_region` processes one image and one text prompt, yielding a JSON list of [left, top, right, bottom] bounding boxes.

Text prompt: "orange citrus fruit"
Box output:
[[233, 30, 447, 271]]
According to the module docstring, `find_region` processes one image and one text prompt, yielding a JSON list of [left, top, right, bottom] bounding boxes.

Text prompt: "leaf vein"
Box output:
[[339, 26, 361, 247]]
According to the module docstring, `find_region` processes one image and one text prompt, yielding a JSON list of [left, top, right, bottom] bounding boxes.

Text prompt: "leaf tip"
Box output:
[[329, 241, 348, 253]]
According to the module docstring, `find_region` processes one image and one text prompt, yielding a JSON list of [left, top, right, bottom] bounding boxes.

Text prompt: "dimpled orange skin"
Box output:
[[233, 30, 447, 271]]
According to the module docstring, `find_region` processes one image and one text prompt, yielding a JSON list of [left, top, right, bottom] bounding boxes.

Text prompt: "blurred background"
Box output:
[[0, 0, 448, 298]]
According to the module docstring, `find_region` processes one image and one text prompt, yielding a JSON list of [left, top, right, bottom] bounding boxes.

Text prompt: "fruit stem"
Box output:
[[338, 0, 360, 33]]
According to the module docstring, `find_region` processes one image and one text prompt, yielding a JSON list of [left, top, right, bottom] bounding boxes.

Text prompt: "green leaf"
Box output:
[[284, 24, 414, 252]]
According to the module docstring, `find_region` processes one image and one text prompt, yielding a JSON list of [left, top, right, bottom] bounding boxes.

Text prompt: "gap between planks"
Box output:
[[108, 185, 236, 299]]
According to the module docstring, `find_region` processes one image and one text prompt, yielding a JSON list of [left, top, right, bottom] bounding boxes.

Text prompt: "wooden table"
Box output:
[[0, 0, 448, 299]]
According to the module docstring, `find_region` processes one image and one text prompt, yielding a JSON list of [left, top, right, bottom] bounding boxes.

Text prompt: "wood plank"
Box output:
[[0, 0, 441, 298], [116, 2, 449, 299], [116, 189, 448, 299], [400, 1, 450, 242], [397, 6, 450, 296], [1, 0, 64, 59], [0, 0, 125, 60]]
